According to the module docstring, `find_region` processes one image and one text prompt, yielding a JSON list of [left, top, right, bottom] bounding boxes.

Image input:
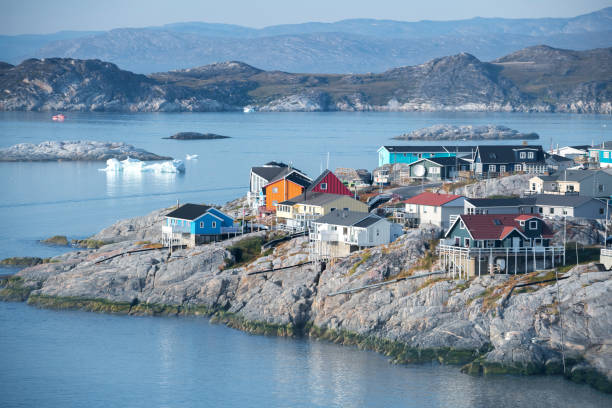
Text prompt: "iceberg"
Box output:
[[185, 154, 199, 160], [100, 157, 185, 173]]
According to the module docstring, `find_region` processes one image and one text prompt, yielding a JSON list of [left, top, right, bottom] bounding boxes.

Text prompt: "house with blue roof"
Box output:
[[161, 203, 237, 247]]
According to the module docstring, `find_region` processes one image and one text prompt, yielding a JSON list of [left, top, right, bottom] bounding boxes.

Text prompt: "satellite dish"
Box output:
[[413, 164, 426, 177]]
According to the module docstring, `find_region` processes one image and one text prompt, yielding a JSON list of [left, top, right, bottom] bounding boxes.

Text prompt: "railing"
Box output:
[[221, 226, 240, 234], [601, 248, 612, 257], [439, 243, 565, 255], [162, 225, 190, 234]]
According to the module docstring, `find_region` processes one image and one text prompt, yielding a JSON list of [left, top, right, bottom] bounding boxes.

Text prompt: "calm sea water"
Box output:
[[1, 301, 610, 408], [1, 111, 612, 406]]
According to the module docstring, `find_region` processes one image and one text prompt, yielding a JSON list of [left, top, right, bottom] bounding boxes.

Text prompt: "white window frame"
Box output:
[[528, 152, 534, 159], [529, 220, 537, 230], [520, 152, 526, 159], [272, 187, 278, 193], [499, 165, 506, 173], [212, 221, 217, 228], [488, 165, 496, 172], [464, 238, 470, 247], [320, 183, 328, 190], [515, 164, 522, 172], [459, 220, 465, 229], [199, 221, 204, 228], [605, 151, 610, 159]]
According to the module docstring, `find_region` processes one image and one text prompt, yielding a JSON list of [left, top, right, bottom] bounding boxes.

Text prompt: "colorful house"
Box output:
[[404, 192, 466, 229], [161, 204, 237, 247], [473, 145, 547, 176], [588, 142, 612, 168], [248, 162, 308, 209], [406, 157, 471, 181], [439, 214, 563, 278], [276, 192, 368, 231], [377, 145, 475, 167], [263, 171, 312, 211], [305, 169, 354, 197]]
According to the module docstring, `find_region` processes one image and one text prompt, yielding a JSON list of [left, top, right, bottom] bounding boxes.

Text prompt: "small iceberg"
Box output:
[[100, 157, 185, 173], [186, 154, 199, 160]]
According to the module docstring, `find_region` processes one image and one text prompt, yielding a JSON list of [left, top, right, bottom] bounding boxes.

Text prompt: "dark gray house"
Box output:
[[473, 145, 546, 177]]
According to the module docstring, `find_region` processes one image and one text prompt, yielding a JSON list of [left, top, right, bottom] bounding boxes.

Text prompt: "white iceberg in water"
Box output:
[[100, 157, 185, 173], [185, 154, 199, 160]]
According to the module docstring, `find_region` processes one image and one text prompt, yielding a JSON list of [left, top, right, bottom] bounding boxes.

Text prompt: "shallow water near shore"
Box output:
[[0, 301, 610, 408]]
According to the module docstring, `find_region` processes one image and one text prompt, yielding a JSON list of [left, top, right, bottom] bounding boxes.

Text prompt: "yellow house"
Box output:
[[277, 192, 368, 230]]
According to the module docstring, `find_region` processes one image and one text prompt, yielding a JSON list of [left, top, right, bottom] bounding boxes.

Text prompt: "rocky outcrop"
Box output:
[[394, 124, 538, 141], [1, 211, 610, 393], [0, 140, 171, 161], [1, 45, 610, 113], [163, 132, 229, 140], [449, 174, 532, 198]]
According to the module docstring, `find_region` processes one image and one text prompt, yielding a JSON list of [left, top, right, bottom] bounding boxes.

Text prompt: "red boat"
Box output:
[[52, 114, 65, 121]]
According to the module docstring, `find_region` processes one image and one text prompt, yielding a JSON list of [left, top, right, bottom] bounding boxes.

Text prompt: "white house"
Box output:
[[310, 210, 398, 258], [404, 192, 466, 230]]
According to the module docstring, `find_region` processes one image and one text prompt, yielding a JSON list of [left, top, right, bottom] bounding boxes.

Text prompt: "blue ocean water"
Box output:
[[0, 301, 610, 408]]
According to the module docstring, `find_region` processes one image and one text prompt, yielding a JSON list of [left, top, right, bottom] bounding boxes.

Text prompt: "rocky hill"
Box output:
[[1, 210, 610, 393], [0, 46, 610, 113], [394, 124, 538, 141], [1, 7, 610, 73]]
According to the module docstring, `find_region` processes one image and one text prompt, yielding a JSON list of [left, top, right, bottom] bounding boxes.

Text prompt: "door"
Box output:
[[512, 237, 521, 249]]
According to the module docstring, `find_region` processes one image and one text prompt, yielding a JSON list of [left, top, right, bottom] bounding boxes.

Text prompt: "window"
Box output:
[[515, 164, 522, 172], [539, 207, 543, 213], [520, 152, 526, 159], [330, 207, 336, 212], [488, 165, 496, 172], [528, 152, 534, 159], [376, 229, 380, 236], [455, 237, 460, 246], [212, 221, 216, 228], [500, 165, 506, 173], [519, 220, 525, 226], [320, 183, 328, 190], [600, 208, 605, 214], [493, 219, 502, 225], [529, 220, 537, 230], [605, 152, 610, 159], [430, 167, 440, 174], [343, 227, 348, 234], [549, 208, 554, 214], [272, 187, 278, 193], [460, 220, 465, 229], [599, 184, 604, 192], [464, 238, 470, 247], [200, 221, 204, 228], [272, 200, 278, 206]]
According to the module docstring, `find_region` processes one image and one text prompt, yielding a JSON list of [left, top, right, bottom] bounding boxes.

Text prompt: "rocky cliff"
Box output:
[[0, 46, 610, 113], [394, 124, 538, 141], [1, 210, 610, 393]]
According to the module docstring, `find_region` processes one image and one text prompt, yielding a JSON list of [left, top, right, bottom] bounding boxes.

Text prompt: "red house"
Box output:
[[306, 170, 353, 196]]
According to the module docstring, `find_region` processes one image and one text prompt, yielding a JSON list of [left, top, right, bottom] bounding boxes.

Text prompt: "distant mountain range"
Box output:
[[1, 45, 609, 113], [0, 7, 611, 73]]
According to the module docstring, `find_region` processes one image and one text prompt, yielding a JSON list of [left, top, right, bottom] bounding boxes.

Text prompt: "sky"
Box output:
[[2, 0, 612, 35]]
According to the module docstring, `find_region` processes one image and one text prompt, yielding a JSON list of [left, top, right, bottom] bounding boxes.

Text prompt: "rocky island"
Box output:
[[163, 132, 230, 140], [393, 124, 539, 141], [0, 140, 171, 161], [1, 198, 610, 394]]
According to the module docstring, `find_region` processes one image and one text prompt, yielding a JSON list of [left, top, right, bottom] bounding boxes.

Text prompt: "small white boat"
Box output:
[[243, 106, 255, 113], [186, 154, 199, 160]]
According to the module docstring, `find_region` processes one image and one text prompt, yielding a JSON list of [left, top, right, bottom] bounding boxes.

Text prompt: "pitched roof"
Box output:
[[465, 197, 535, 207], [531, 194, 600, 207], [424, 157, 471, 166], [314, 210, 379, 227], [306, 170, 331, 192], [251, 164, 291, 181], [590, 141, 612, 150], [545, 153, 573, 162], [449, 214, 553, 240], [279, 192, 349, 206], [285, 171, 312, 188], [354, 215, 383, 228], [165, 203, 211, 220], [381, 145, 476, 153], [404, 192, 463, 206], [476, 145, 544, 163], [548, 170, 604, 182]]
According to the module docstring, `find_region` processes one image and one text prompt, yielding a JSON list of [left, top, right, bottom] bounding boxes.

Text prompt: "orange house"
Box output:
[[263, 171, 312, 211]]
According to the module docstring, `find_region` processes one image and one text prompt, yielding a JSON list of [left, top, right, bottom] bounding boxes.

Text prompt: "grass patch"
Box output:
[[348, 251, 371, 276], [42, 235, 69, 246], [71, 239, 108, 249], [135, 240, 151, 245], [143, 243, 164, 249], [223, 236, 266, 269]]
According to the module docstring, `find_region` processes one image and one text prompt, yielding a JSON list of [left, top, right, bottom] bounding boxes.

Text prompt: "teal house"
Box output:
[[377, 146, 475, 167], [162, 203, 237, 247], [588, 142, 612, 168]]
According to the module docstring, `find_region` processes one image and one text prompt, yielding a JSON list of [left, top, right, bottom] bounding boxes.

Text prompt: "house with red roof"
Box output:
[[403, 192, 466, 229], [440, 213, 564, 277]]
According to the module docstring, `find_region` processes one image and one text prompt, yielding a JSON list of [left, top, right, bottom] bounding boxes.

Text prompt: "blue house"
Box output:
[[162, 203, 237, 247], [588, 141, 612, 168], [377, 146, 475, 167]]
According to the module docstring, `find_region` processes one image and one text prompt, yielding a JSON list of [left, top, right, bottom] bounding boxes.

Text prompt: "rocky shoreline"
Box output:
[[0, 140, 171, 161], [0, 204, 610, 393]]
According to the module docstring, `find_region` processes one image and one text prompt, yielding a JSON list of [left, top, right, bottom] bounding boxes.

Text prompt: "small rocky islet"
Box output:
[[0, 140, 171, 162], [163, 132, 230, 140], [393, 124, 539, 141], [1, 189, 611, 394]]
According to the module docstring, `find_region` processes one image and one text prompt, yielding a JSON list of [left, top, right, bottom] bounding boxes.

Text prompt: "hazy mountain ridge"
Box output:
[[1, 8, 611, 73], [0, 46, 609, 113]]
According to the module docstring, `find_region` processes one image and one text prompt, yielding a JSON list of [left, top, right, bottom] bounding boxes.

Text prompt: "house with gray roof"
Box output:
[[248, 162, 309, 209], [473, 145, 547, 177], [310, 210, 401, 258], [528, 170, 612, 198]]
